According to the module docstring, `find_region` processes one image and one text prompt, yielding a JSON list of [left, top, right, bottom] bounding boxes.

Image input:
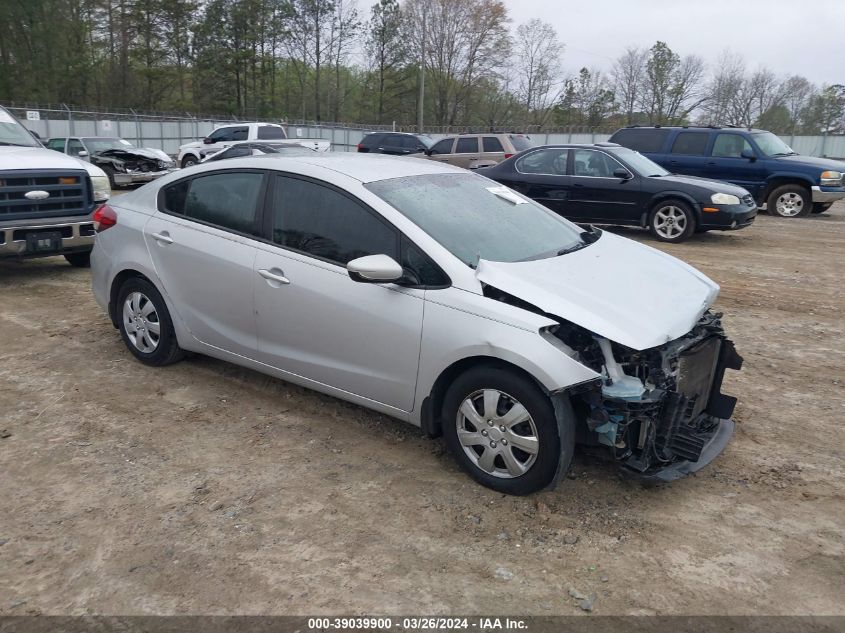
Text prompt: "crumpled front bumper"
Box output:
[[113, 169, 175, 185]]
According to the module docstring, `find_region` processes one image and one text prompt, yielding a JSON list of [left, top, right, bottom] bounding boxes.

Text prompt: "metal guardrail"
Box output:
[[3, 102, 844, 159]]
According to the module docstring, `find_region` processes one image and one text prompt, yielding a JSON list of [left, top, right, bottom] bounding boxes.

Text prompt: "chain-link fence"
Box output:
[[4, 102, 844, 158]]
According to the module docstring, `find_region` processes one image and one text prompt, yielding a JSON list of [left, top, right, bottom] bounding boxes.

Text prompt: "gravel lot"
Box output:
[[0, 200, 843, 616]]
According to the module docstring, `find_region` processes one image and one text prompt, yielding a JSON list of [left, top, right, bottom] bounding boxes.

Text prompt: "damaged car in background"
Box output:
[[90, 155, 742, 495], [46, 136, 175, 188]]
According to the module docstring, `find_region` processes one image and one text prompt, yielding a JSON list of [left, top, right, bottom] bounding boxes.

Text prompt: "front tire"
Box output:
[[64, 251, 91, 267], [116, 277, 184, 366], [100, 164, 118, 189], [813, 202, 833, 214], [442, 366, 568, 495], [649, 200, 695, 243], [181, 155, 199, 168], [768, 185, 811, 217]]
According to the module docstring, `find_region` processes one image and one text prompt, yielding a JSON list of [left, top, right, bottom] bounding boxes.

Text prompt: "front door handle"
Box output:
[[151, 232, 173, 245], [258, 268, 290, 285]]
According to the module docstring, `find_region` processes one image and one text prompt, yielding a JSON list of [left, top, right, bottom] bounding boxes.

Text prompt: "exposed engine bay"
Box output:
[[91, 147, 175, 186], [483, 284, 743, 480]]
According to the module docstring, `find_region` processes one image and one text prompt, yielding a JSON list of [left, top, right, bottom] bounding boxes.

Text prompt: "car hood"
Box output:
[[0, 145, 106, 178], [657, 173, 751, 196], [180, 141, 203, 150], [771, 154, 845, 171], [96, 147, 165, 162], [475, 231, 719, 350]]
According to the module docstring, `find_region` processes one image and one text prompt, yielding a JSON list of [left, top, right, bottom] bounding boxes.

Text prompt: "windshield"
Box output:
[[366, 173, 585, 266], [82, 137, 134, 153], [0, 108, 39, 147], [417, 135, 434, 148], [752, 132, 795, 156], [614, 147, 669, 176]]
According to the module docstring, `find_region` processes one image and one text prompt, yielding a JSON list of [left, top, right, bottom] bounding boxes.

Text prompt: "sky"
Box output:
[[501, 0, 844, 85]]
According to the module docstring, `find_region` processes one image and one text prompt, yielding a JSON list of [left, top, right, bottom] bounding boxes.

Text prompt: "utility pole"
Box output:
[[417, 3, 426, 133]]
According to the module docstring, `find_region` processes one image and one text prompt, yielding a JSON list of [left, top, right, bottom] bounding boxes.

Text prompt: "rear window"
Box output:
[[257, 125, 286, 140], [610, 128, 670, 153], [671, 132, 709, 156], [508, 135, 532, 151], [162, 172, 263, 235]]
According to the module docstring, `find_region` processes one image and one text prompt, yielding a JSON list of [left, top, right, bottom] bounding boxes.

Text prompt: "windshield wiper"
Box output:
[[771, 151, 796, 157], [0, 141, 32, 147], [557, 228, 601, 256]]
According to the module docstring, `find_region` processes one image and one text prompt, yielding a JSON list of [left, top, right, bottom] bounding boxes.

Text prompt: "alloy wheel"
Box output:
[[122, 291, 161, 353], [455, 389, 539, 479], [653, 205, 688, 239], [775, 192, 804, 217]]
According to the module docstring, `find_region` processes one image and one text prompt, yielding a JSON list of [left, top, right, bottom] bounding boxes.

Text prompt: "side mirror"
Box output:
[[347, 254, 403, 284], [740, 148, 756, 161], [613, 167, 632, 180], [78, 150, 89, 158], [203, 137, 213, 145]]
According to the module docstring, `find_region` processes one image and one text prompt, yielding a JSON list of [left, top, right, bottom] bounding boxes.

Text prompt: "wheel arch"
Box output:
[[761, 175, 814, 202], [109, 268, 156, 327], [647, 193, 701, 227], [420, 355, 556, 438]]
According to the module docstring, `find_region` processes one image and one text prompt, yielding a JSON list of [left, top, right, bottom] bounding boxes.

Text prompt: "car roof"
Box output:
[[196, 153, 464, 183], [617, 125, 765, 133]]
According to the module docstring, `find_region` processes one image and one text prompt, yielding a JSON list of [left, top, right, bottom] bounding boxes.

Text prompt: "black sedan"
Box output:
[[479, 143, 757, 242]]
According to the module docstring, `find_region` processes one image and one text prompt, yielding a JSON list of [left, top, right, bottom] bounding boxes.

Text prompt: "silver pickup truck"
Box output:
[[0, 106, 110, 267]]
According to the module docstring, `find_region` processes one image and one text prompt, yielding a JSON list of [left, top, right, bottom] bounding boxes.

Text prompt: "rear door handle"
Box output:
[[258, 268, 290, 285], [151, 232, 173, 245]]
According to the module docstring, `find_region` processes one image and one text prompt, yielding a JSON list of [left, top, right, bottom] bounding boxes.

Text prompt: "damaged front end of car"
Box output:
[[93, 149, 175, 185], [546, 312, 742, 481]]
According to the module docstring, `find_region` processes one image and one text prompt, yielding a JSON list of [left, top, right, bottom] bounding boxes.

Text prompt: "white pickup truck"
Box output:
[[0, 106, 111, 267], [177, 122, 330, 167]]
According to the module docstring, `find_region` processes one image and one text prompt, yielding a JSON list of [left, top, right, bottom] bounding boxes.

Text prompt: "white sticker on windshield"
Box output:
[[0, 110, 16, 124], [486, 186, 528, 205]]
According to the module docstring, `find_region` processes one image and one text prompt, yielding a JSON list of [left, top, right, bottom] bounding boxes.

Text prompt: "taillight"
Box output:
[[504, 153, 514, 159], [356, 143, 364, 151], [93, 204, 117, 232]]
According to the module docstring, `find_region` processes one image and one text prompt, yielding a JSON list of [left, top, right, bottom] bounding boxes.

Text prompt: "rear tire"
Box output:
[[442, 366, 568, 495], [116, 277, 184, 366], [648, 200, 696, 243], [64, 252, 91, 267], [767, 185, 811, 217]]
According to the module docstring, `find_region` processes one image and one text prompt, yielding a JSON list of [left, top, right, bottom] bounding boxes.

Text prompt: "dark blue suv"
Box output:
[[609, 126, 845, 217]]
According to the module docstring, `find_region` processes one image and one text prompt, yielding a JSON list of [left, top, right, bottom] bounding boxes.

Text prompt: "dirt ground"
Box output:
[[0, 200, 843, 617]]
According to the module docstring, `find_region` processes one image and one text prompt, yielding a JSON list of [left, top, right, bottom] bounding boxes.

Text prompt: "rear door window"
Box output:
[[610, 128, 670, 153], [162, 171, 264, 235], [455, 137, 478, 154], [671, 132, 709, 155], [711, 134, 753, 158], [482, 137, 505, 153], [515, 149, 569, 175]]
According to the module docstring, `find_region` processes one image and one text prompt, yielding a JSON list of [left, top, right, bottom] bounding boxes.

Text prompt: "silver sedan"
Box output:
[[90, 153, 742, 494]]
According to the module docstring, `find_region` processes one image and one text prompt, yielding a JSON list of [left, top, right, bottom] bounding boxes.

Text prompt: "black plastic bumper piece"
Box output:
[[631, 417, 735, 483]]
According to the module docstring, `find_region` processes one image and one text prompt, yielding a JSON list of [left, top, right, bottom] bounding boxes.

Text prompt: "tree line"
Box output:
[[1, 0, 843, 134]]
